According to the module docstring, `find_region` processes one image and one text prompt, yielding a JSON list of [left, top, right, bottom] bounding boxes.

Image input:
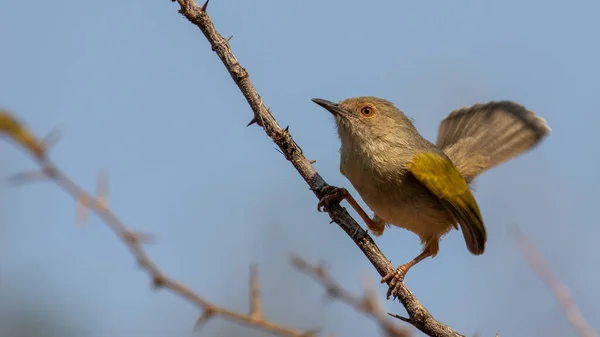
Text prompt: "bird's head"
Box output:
[[312, 96, 415, 146]]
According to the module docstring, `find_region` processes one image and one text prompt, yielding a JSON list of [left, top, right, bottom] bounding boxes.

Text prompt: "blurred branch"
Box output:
[[0, 110, 315, 337], [515, 229, 598, 337], [249, 264, 263, 320], [291, 255, 410, 337], [171, 1, 465, 336]]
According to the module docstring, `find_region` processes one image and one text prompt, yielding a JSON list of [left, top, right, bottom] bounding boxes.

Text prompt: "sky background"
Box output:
[[1, 0, 599, 336]]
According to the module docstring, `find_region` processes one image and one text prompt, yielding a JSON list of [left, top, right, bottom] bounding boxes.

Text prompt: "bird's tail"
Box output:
[[436, 101, 551, 183]]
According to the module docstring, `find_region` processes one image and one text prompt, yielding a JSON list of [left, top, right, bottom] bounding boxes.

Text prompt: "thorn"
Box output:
[[283, 125, 290, 133], [41, 127, 62, 152], [246, 117, 257, 127], [194, 310, 214, 331], [225, 35, 233, 43], [96, 169, 109, 210], [249, 264, 263, 319], [387, 312, 411, 323], [7, 169, 49, 186], [329, 220, 335, 224], [201, 0, 209, 11], [308, 159, 316, 164]]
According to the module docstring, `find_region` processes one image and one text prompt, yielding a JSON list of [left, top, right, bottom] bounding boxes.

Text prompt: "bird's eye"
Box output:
[[361, 106, 373, 116]]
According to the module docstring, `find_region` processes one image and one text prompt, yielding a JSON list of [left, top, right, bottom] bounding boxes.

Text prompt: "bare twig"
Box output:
[[515, 229, 598, 337], [0, 109, 315, 337], [291, 255, 410, 337], [172, 1, 464, 336]]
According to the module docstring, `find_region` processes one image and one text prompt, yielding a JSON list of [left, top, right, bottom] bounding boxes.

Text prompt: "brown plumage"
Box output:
[[313, 97, 550, 298]]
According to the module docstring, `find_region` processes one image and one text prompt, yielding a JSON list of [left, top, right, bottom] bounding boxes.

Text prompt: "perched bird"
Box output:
[[312, 97, 550, 298]]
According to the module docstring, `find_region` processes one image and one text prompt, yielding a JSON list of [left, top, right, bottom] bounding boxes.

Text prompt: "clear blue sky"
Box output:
[[1, 1, 599, 336]]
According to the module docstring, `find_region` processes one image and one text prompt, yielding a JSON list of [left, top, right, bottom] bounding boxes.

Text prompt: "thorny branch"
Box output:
[[0, 111, 315, 337], [172, 0, 465, 336], [3, 1, 593, 337], [291, 256, 410, 337]]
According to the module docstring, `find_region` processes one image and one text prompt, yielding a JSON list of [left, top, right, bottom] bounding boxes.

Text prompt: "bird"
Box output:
[[311, 96, 550, 298]]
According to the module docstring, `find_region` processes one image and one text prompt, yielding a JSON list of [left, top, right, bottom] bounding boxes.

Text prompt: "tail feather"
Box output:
[[437, 101, 551, 183], [442, 198, 486, 255]]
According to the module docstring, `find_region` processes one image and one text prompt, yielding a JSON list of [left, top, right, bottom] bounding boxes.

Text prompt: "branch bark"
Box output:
[[173, 1, 465, 336]]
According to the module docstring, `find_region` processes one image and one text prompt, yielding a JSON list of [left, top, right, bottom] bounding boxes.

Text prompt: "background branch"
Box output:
[[515, 229, 598, 337], [172, 0, 465, 336], [0, 111, 315, 337], [291, 255, 410, 337]]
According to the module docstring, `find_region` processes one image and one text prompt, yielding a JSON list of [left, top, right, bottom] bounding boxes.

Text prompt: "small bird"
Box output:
[[312, 96, 550, 298]]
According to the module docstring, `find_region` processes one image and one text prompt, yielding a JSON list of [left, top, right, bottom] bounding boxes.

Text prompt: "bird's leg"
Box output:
[[381, 250, 433, 299], [316, 185, 378, 231]]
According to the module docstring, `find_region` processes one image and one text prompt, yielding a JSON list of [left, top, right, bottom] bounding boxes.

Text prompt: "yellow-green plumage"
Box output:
[[409, 152, 485, 255]]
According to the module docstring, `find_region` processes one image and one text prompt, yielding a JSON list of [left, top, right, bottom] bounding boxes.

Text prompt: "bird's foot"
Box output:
[[381, 264, 409, 300], [316, 185, 349, 212]]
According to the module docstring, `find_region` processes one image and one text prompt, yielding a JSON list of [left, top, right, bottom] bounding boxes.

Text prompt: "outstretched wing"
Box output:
[[409, 151, 487, 255], [436, 101, 551, 183]]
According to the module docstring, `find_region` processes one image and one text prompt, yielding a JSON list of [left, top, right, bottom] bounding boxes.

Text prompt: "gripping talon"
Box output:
[[381, 265, 408, 299], [316, 185, 349, 212]]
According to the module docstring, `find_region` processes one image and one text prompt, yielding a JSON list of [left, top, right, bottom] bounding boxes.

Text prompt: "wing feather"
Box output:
[[409, 152, 487, 255]]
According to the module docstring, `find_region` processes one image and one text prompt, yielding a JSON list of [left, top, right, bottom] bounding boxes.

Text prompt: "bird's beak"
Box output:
[[311, 98, 348, 118]]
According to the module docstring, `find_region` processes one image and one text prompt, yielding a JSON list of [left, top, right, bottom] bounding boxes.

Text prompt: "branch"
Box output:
[[172, 1, 465, 336], [515, 229, 598, 337], [0, 111, 315, 337], [291, 255, 410, 337]]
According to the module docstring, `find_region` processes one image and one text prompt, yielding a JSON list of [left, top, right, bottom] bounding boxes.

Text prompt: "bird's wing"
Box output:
[[436, 101, 550, 183], [409, 151, 487, 255]]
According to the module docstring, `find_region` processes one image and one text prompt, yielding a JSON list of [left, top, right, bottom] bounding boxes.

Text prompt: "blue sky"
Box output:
[[1, 0, 599, 336]]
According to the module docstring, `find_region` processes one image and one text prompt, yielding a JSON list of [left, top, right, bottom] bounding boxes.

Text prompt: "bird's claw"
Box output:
[[316, 185, 349, 212], [381, 265, 408, 300]]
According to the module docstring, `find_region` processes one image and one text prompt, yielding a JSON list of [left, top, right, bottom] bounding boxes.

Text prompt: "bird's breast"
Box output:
[[340, 150, 453, 239], [340, 149, 409, 217]]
